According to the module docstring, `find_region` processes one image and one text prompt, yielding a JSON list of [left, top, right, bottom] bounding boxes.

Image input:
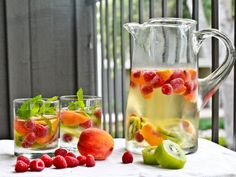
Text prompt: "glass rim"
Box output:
[[60, 95, 102, 101], [147, 18, 197, 27], [13, 98, 59, 103]]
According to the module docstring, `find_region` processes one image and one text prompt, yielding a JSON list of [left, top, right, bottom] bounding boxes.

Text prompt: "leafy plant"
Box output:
[[17, 95, 58, 119], [68, 88, 85, 110]]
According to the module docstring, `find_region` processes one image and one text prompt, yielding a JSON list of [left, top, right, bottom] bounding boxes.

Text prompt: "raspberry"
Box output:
[[162, 84, 173, 95], [122, 151, 133, 164], [184, 81, 194, 95], [65, 156, 79, 167], [66, 152, 76, 158], [150, 75, 165, 88], [170, 78, 185, 90], [63, 133, 73, 142], [80, 120, 92, 129], [40, 154, 53, 167], [15, 160, 29, 173], [77, 155, 86, 166], [132, 70, 141, 78], [55, 148, 68, 157], [141, 85, 153, 95], [24, 120, 35, 131], [53, 155, 68, 169], [17, 155, 30, 166], [134, 131, 144, 142], [130, 81, 136, 88], [94, 109, 102, 119], [30, 159, 45, 171], [143, 71, 156, 82], [86, 155, 95, 167], [24, 132, 36, 144], [22, 141, 32, 148], [34, 124, 48, 138]]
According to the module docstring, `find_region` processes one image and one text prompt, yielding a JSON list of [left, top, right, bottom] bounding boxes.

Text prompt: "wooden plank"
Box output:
[[75, 0, 97, 95], [0, 0, 10, 138], [30, 0, 76, 97], [6, 0, 32, 137]]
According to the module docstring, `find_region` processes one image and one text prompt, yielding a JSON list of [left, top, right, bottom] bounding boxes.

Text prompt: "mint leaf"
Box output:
[[17, 95, 58, 119], [68, 88, 85, 110]]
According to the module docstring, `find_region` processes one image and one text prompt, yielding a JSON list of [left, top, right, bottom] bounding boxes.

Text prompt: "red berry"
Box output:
[[55, 148, 68, 157], [130, 81, 136, 87], [94, 109, 102, 119], [162, 84, 173, 95], [24, 132, 36, 144], [86, 155, 95, 167], [17, 155, 30, 166], [53, 155, 68, 169], [77, 155, 86, 166], [65, 156, 79, 168], [80, 120, 92, 129], [34, 124, 48, 138], [143, 71, 156, 82], [40, 154, 53, 167], [132, 70, 141, 78], [141, 85, 153, 95], [134, 131, 144, 142], [63, 133, 73, 142], [66, 152, 76, 158], [15, 160, 29, 173], [170, 78, 185, 90], [24, 120, 35, 131], [30, 159, 45, 172], [122, 151, 133, 164], [184, 81, 194, 95], [22, 141, 32, 148], [150, 75, 165, 88]]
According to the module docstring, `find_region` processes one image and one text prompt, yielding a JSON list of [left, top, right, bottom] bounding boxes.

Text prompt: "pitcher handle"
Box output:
[[193, 29, 236, 110]]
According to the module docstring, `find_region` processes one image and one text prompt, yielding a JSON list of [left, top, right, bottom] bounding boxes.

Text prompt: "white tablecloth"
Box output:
[[1, 139, 236, 177]]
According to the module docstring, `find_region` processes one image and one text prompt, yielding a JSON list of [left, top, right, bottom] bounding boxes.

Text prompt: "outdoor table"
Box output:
[[1, 138, 236, 177]]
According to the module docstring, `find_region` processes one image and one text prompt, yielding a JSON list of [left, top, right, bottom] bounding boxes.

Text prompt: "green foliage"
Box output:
[[68, 88, 85, 110], [17, 95, 58, 119], [202, 0, 211, 24]]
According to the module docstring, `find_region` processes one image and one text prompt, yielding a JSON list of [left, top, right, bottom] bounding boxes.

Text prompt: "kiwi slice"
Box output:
[[155, 140, 186, 169], [142, 146, 159, 165], [127, 116, 141, 140], [157, 126, 182, 144]]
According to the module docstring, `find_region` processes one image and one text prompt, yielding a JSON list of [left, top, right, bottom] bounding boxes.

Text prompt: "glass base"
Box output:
[[126, 140, 198, 155]]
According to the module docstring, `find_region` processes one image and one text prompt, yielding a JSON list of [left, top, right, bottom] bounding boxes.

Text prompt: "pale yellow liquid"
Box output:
[[126, 85, 199, 154]]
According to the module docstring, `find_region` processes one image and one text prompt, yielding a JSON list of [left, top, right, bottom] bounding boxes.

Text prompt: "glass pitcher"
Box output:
[[124, 18, 236, 154]]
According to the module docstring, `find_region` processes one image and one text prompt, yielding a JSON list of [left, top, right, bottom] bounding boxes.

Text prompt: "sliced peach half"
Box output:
[[61, 111, 90, 126], [14, 119, 30, 136], [156, 69, 173, 82], [140, 123, 164, 146], [181, 119, 196, 135]]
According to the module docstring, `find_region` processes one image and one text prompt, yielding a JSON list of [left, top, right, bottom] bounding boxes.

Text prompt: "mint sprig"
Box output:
[[16, 95, 58, 119], [68, 88, 85, 110]]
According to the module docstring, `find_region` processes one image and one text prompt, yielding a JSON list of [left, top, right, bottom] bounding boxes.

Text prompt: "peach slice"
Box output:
[[14, 119, 30, 136], [61, 111, 90, 126], [181, 120, 196, 135], [156, 69, 173, 82], [140, 123, 164, 146], [188, 69, 197, 80]]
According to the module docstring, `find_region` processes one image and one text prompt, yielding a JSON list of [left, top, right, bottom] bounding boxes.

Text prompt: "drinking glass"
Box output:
[[60, 95, 102, 151], [14, 98, 59, 157]]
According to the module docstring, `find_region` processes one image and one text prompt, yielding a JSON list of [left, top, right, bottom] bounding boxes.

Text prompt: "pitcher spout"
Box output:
[[123, 23, 142, 39]]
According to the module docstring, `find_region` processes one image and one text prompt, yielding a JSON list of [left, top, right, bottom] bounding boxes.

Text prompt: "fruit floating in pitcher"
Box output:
[[60, 88, 102, 149], [14, 95, 59, 151], [126, 68, 198, 153]]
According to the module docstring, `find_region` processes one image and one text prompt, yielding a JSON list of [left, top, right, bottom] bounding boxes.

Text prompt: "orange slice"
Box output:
[[140, 123, 164, 146]]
